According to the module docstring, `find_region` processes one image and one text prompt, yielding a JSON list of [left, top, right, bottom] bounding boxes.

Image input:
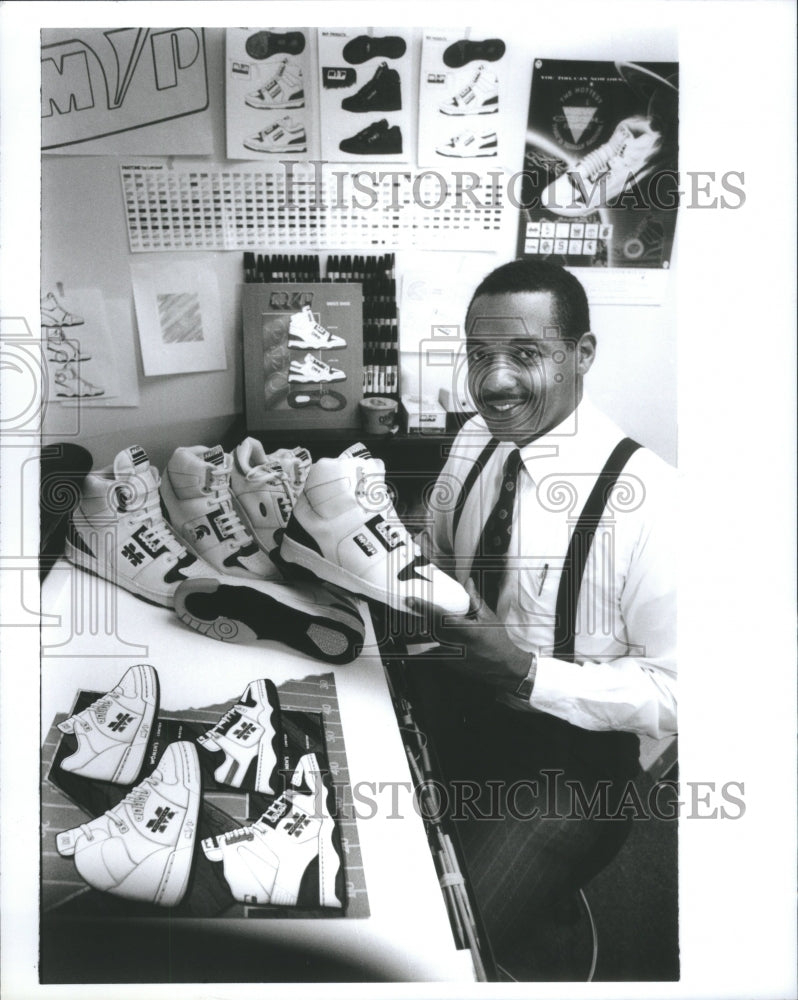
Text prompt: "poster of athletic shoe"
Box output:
[[516, 59, 679, 269], [242, 283, 363, 433], [317, 28, 412, 164], [417, 31, 508, 167], [225, 27, 314, 161], [41, 287, 130, 405]]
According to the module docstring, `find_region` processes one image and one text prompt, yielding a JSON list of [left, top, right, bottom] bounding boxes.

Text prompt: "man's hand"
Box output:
[[407, 580, 535, 697]]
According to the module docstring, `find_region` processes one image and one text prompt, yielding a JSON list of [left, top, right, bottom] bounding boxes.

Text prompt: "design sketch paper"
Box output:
[[130, 261, 227, 376]]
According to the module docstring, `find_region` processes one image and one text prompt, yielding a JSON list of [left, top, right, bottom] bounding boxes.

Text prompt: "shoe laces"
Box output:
[[80, 772, 161, 839], [206, 469, 250, 540], [208, 703, 245, 736], [84, 694, 114, 724], [134, 483, 191, 556]]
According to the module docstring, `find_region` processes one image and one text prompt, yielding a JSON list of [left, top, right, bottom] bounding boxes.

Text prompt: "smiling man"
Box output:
[[409, 258, 677, 979]]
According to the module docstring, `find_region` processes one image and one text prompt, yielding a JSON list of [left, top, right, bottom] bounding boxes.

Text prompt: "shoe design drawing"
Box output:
[[174, 576, 365, 664], [341, 61, 401, 113], [47, 328, 91, 363], [56, 740, 201, 908], [54, 364, 104, 398], [244, 117, 307, 154], [439, 65, 498, 116], [196, 679, 282, 793], [339, 119, 402, 156], [541, 117, 663, 217], [442, 37, 506, 68], [278, 444, 470, 615], [245, 30, 306, 61], [202, 752, 344, 909], [160, 445, 272, 580], [288, 306, 346, 351], [342, 34, 406, 65], [288, 354, 346, 385], [65, 445, 214, 609], [246, 58, 304, 109], [436, 129, 498, 157], [58, 664, 159, 786], [41, 291, 84, 327]]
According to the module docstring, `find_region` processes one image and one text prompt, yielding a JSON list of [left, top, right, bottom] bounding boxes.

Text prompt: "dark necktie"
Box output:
[[470, 448, 523, 611]]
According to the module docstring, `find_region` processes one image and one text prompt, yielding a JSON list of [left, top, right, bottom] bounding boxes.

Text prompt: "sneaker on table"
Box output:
[[278, 443, 470, 615], [174, 575, 365, 665], [196, 678, 282, 794], [58, 664, 159, 786], [230, 437, 312, 560], [65, 445, 217, 609], [202, 752, 343, 909], [56, 740, 201, 908], [160, 445, 272, 580]]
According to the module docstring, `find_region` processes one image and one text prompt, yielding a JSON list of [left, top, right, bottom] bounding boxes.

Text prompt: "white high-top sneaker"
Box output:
[[65, 445, 218, 609], [439, 64, 499, 115], [196, 679, 282, 794], [245, 57, 305, 109], [58, 664, 159, 786], [278, 444, 470, 615], [201, 752, 343, 909], [288, 306, 347, 351], [160, 445, 272, 580], [229, 438, 312, 562], [56, 740, 201, 908]]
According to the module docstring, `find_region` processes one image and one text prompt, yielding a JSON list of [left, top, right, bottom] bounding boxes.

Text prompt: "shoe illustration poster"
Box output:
[[417, 31, 507, 167], [242, 283, 363, 432], [516, 59, 679, 269], [317, 29, 411, 163], [42, 287, 125, 405], [225, 27, 313, 160]]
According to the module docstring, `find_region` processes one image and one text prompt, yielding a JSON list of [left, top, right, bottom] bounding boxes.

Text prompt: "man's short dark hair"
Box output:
[[467, 259, 591, 340]]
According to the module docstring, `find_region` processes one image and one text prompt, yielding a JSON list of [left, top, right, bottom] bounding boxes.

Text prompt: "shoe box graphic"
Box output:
[[317, 28, 411, 162], [45, 670, 359, 917], [242, 283, 364, 434], [225, 27, 312, 160]]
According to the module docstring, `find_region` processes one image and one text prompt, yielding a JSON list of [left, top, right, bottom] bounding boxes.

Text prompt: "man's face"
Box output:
[[465, 290, 595, 445]]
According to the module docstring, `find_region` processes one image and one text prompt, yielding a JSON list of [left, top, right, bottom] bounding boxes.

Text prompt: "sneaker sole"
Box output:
[[65, 535, 178, 609], [287, 338, 346, 351], [439, 105, 498, 116], [436, 147, 497, 157], [243, 140, 308, 154], [244, 98, 305, 110], [245, 30, 306, 60], [174, 578, 364, 664], [342, 35, 407, 65], [442, 38, 506, 68]]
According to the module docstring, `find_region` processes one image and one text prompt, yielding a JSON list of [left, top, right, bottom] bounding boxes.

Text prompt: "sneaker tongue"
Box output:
[[113, 446, 151, 477], [203, 445, 225, 467], [340, 442, 372, 461]]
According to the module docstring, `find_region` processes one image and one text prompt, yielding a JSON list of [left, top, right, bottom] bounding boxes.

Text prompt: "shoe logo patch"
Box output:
[[132, 524, 168, 559], [121, 542, 146, 566], [286, 813, 311, 837], [214, 709, 241, 736], [191, 523, 211, 542], [366, 515, 404, 552], [107, 712, 135, 732], [146, 806, 176, 833], [233, 721, 257, 741], [276, 497, 292, 523], [353, 533, 377, 557]]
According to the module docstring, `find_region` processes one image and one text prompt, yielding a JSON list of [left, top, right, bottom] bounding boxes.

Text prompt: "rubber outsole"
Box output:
[[342, 35, 407, 65], [245, 31, 306, 60], [442, 38, 506, 68]]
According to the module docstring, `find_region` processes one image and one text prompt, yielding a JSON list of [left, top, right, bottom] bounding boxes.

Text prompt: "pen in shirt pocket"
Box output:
[[537, 563, 549, 596]]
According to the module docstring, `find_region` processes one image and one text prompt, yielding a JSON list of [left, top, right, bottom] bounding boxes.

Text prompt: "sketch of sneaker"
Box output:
[[439, 65, 498, 116], [56, 740, 201, 908], [54, 364, 104, 398], [196, 679, 282, 793], [246, 58, 304, 109], [201, 752, 344, 909], [47, 327, 91, 363], [288, 354, 346, 384], [41, 290, 84, 327], [436, 129, 498, 157], [541, 117, 662, 217], [57, 665, 159, 786], [288, 306, 346, 351], [243, 117, 307, 154]]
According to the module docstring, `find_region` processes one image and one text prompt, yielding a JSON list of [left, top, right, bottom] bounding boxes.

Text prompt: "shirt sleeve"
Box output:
[[529, 468, 677, 740]]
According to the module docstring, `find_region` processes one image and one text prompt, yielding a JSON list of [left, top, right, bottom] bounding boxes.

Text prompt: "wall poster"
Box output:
[[517, 60, 679, 269]]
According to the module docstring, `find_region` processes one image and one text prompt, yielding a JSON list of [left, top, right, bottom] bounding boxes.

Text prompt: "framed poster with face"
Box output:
[[242, 282, 363, 432]]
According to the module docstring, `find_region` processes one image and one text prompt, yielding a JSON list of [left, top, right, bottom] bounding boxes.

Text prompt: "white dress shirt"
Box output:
[[430, 397, 677, 739]]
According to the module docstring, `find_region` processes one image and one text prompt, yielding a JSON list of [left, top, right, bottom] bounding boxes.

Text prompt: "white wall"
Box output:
[[41, 22, 678, 468]]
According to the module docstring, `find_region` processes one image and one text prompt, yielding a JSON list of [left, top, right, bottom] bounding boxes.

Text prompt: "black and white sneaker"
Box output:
[[341, 62, 402, 112], [244, 116, 307, 154]]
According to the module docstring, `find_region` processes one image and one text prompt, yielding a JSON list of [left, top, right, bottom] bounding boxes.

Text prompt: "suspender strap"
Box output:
[[451, 437, 500, 543], [553, 437, 642, 662]]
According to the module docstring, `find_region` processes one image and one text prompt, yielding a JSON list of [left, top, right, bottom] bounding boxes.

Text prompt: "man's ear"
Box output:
[[576, 332, 596, 375]]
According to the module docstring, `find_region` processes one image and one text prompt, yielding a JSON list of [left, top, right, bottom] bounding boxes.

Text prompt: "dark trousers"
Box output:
[[405, 661, 641, 970]]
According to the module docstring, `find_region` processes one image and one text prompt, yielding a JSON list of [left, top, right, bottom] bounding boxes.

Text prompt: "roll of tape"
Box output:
[[360, 396, 399, 435]]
